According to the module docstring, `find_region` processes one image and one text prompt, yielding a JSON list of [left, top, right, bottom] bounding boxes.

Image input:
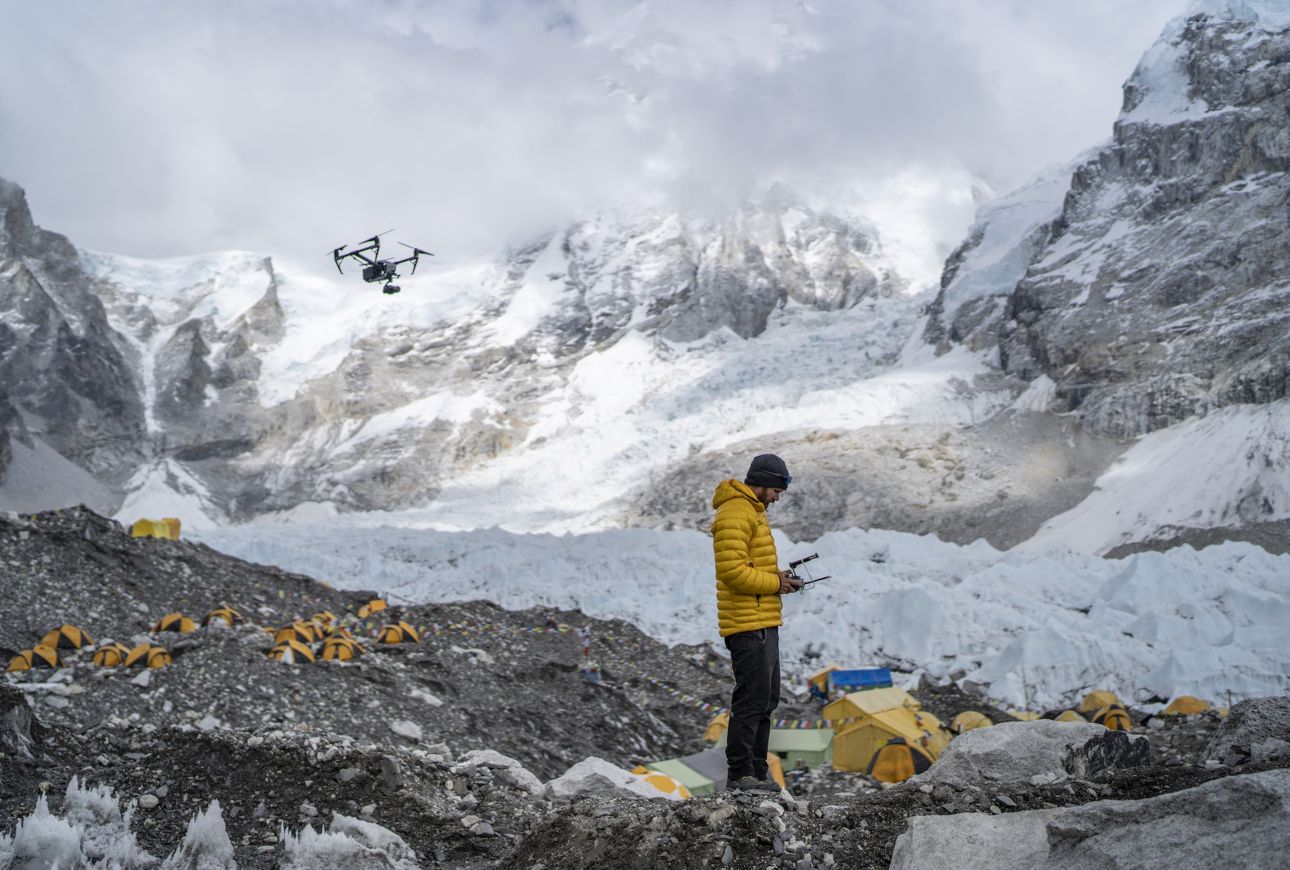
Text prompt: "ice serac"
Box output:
[[927, 4, 1290, 439], [0, 177, 146, 485]]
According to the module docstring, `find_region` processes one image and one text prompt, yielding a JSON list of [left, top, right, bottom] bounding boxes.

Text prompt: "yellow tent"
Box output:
[[268, 639, 315, 664], [1008, 709, 1042, 721], [91, 642, 132, 668], [310, 611, 337, 628], [357, 599, 388, 619], [377, 621, 420, 644], [325, 624, 355, 639], [130, 517, 181, 540], [766, 752, 786, 789], [950, 711, 993, 735], [6, 645, 63, 672], [275, 621, 322, 645], [1077, 690, 1121, 714], [1091, 705, 1132, 731], [823, 688, 948, 772], [202, 606, 242, 628], [1162, 696, 1211, 716], [866, 737, 934, 783], [704, 712, 730, 742], [630, 769, 693, 799], [320, 637, 364, 661], [123, 643, 172, 669], [1056, 710, 1086, 722], [41, 624, 95, 650], [152, 612, 198, 634]]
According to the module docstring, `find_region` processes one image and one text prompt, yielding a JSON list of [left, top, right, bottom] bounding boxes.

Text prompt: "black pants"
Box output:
[[724, 626, 780, 781]]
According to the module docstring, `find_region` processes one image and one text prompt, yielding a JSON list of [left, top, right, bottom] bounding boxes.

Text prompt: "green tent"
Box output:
[[718, 728, 834, 769], [646, 758, 717, 796]]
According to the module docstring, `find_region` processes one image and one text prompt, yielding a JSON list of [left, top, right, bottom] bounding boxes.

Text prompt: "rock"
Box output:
[[721, 844, 733, 865], [890, 808, 1061, 869], [470, 821, 495, 836], [1065, 728, 1152, 778], [1043, 769, 1290, 867], [388, 720, 421, 742], [337, 767, 361, 782], [130, 670, 152, 688], [0, 686, 37, 758], [460, 815, 481, 828], [708, 805, 735, 827], [247, 735, 264, 748], [138, 793, 159, 809], [378, 755, 403, 790], [454, 748, 544, 796], [299, 801, 318, 818], [1205, 697, 1290, 767], [196, 715, 221, 732], [916, 720, 1147, 787], [995, 794, 1016, 808]]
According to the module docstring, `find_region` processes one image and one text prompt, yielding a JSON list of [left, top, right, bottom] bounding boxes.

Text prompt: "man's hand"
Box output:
[[778, 569, 803, 594]]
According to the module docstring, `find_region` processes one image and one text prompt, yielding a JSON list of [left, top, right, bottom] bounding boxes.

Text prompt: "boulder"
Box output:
[[916, 720, 1149, 787], [453, 749, 544, 796], [0, 684, 39, 758], [1042, 769, 1290, 868], [890, 808, 1060, 870], [1205, 696, 1290, 767]]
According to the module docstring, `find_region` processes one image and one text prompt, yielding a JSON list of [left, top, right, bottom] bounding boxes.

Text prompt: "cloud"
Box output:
[[0, 0, 1187, 285]]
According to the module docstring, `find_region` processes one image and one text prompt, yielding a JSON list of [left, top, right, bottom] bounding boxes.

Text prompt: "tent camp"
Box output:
[[311, 611, 337, 628], [357, 599, 388, 619], [41, 624, 94, 650], [1090, 704, 1132, 731], [130, 517, 181, 540], [321, 637, 364, 661], [1162, 696, 1211, 716], [1077, 690, 1121, 714], [202, 607, 242, 628], [823, 687, 949, 773], [645, 745, 785, 795], [866, 737, 934, 783], [703, 712, 729, 742], [951, 711, 993, 735], [123, 643, 172, 669], [91, 642, 131, 668], [716, 727, 833, 769], [268, 639, 315, 664], [377, 621, 420, 644], [6, 645, 63, 672], [152, 613, 198, 634]]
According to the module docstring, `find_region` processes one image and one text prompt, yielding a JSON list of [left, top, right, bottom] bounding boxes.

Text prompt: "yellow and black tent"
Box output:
[[376, 621, 420, 644], [1090, 704, 1132, 731], [1077, 690, 1121, 715], [7, 645, 63, 672], [950, 711, 993, 735], [1055, 710, 1087, 722], [310, 611, 337, 628], [123, 643, 172, 669], [268, 638, 315, 664], [704, 712, 730, 742], [357, 598, 388, 619], [1161, 695, 1211, 716], [41, 624, 95, 650], [91, 642, 132, 668], [320, 636, 364, 661], [152, 612, 198, 634], [865, 737, 934, 784], [202, 606, 242, 628], [325, 624, 355, 640], [274, 621, 322, 645]]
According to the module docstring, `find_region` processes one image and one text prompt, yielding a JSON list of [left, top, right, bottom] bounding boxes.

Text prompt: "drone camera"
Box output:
[[382, 284, 401, 295]]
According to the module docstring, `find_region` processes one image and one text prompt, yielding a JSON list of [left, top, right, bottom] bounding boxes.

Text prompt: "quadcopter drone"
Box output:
[[330, 230, 432, 295]]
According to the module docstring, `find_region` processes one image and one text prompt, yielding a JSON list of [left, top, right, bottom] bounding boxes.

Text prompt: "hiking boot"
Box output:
[[729, 776, 780, 793]]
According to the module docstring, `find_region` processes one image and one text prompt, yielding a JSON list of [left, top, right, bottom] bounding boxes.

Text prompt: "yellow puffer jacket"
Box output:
[[711, 479, 782, 637]]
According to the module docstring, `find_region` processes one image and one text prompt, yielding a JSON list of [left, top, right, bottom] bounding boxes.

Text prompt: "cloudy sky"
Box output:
[[0, 0, 1187, 287]]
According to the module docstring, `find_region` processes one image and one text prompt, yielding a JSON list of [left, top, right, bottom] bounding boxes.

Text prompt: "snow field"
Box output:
[[194, 517, 1290, 712]]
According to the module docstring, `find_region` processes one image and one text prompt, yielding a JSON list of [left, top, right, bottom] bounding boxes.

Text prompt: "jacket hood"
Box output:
[[712, 478, 765, 512]]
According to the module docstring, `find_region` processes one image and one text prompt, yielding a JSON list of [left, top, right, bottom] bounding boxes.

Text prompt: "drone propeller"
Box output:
[[398, 242, 434, 256]]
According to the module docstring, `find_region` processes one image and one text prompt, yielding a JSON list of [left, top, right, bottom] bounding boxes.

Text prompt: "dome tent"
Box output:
[[866, 737, 934, 783], [123, 643, 172, 669], [91, 642, 132, 668], [377, 621, 420, 644], [1077, 690, 1121, 714], [320, 637, 364, 661], [950, 711, 993, 735], [268, 638, 315, 664], [152, 613, 197, 634], [7, 645, 63, 672], [357, 599, 388, 619], [41, 624, 95, 650], [1162, 695, 1211, 716], [202, 606, 242, 628]]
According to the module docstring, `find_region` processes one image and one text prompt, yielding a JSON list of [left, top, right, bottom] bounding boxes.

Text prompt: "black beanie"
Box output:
[[744, 453, 791, 489]]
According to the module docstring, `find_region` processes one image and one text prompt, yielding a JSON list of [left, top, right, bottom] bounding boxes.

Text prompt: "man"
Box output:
[[711, 453, 800, 792]]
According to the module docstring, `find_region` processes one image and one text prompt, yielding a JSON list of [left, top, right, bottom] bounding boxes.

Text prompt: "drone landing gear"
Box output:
[[382, 284, 401, 295]]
